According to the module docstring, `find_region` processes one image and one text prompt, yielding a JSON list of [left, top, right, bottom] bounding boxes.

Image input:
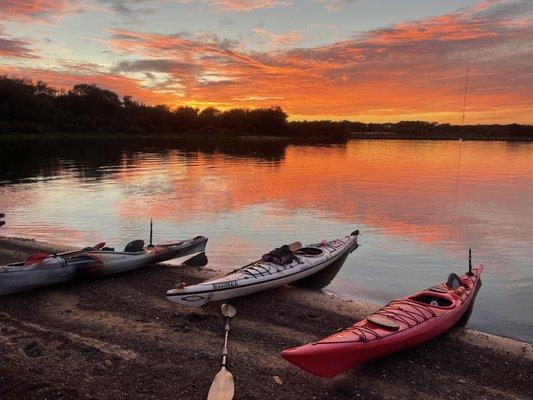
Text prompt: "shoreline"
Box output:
[[0, 131, 532, 142], [1, 235, 531, 399]]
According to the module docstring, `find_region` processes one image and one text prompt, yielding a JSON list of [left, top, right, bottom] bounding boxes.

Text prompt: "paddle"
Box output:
[[51, 242, 106, 258], [208, 303, 237, 400]]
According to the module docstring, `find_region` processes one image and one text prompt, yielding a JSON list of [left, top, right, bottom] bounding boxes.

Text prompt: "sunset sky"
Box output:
[[0, 0, 531, 123]]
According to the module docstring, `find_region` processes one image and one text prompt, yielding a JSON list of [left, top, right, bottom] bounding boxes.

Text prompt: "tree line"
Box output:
[[0, 76, 530, 140]]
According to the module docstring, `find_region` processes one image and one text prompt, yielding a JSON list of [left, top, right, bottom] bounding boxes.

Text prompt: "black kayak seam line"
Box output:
[[167, 240, 357, 297]]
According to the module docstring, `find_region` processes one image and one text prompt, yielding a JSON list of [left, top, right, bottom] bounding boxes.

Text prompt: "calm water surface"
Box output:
[[0, 138, 532, 341]]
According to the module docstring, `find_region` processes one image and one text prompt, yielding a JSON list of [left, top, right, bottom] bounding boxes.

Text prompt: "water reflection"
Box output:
[[0, 138, 532, 341], [0, 137, 294, 184], [291, 249, 352, 290]]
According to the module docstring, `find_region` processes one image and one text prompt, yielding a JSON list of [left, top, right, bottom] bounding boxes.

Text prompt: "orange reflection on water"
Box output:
[[114, 140, 533, 247]]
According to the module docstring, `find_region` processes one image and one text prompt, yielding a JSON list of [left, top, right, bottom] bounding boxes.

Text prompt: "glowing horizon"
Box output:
[[0, 0, 532, 124]]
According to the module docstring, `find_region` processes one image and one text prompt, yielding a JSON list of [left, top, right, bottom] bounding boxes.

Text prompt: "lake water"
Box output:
[[0, 137, 532, 342]]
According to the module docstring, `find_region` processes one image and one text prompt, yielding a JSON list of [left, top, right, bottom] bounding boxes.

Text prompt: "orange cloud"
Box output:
[[314, 0, 358, 12], [175, 0, 291, 12], [0, 0, 69, 22], [210, 0, 291, 11], [0, 65, 177, 104], [251, 28, 303, 46], [3, 0, 532, 123], [99, 1, 533, 122]]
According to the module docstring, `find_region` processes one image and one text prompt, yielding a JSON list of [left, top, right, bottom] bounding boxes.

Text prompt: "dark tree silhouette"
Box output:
[[0, 75, 531, 140]]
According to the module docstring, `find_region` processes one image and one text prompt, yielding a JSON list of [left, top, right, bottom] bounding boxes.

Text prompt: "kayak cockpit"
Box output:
[[295, 247, 323, 257], [407, 293, 454, 308]]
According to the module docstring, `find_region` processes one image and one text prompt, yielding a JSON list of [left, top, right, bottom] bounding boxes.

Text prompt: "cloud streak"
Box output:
[[314, 0, 359, 12], [99, 1, 532, 121], [0, 0, 70, 22], [3, 0, 532, 122], [0, 27, 37, 58], [251, 28, 303, 46]]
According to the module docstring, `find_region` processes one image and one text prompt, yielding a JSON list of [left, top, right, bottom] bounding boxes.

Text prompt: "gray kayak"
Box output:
[[0, 236, 208, 295], [167, 231, 359, 307]]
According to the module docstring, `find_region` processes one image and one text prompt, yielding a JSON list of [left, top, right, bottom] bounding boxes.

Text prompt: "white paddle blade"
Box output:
[[207, 367, 234, 400], [221, 303, 236, 318]]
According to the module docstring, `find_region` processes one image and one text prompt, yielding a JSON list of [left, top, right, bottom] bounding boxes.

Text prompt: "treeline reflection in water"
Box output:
[[0, 136, 348, 184]]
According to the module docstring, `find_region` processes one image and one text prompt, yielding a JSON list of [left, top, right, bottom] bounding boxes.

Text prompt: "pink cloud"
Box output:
[[251, 28, 303, 46], [211, 0, 291, 11], [0, 65, 178, 104], [314, 0, 358, 12], [3, 0, 532, 123], [96, 1, 532, 122], [0, 27, 37, 58], [0, 0, 70, 22]]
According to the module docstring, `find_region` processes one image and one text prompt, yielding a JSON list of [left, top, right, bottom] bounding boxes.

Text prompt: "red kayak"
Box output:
[[282, 264, 484, 378]]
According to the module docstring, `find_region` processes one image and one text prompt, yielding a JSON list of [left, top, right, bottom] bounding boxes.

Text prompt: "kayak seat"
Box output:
[[124, 240, 145, 252], [446, 273, 461, 289]]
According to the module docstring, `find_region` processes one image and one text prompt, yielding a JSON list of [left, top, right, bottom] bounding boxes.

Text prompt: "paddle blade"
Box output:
[[207, 367, 234, 400], [221, 303, 236, 318]]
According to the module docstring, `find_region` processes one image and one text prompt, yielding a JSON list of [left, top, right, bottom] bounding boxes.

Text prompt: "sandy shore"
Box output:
[[0, 236, 531, 400]]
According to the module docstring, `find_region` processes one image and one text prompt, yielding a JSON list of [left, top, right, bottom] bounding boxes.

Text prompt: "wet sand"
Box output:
[[0, 236, 531, 400]]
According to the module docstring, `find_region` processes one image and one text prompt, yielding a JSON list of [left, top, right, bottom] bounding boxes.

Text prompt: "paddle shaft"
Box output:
[[50, 243, 104, 259], [221, 316, 230, 367]]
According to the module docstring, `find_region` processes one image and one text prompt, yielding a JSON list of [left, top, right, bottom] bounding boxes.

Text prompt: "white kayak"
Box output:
[[0, 236, 208, 295], [166, 230, 359, 307]]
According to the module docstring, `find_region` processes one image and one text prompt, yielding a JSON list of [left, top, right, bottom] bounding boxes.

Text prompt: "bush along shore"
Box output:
[[1, 75, 532, 141], [0, 236, 532, 400]]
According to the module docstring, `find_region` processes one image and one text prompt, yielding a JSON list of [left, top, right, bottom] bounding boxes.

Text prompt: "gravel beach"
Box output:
[[0, 236, 531, 400]]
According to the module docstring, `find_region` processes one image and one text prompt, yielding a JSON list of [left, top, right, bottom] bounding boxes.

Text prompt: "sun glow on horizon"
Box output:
[[0, 0, 531, 124]]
